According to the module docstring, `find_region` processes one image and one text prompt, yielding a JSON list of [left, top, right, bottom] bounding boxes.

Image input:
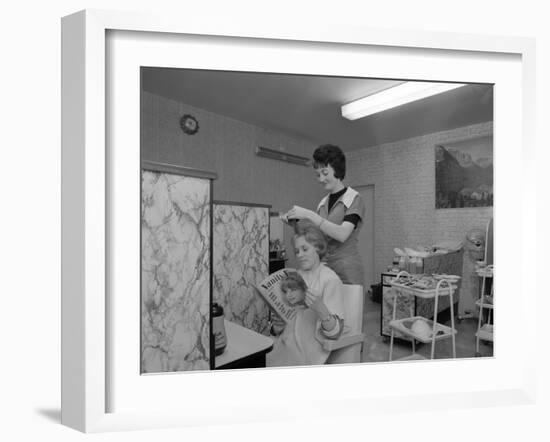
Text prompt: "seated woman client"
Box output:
[[266, 220, 345, 367]]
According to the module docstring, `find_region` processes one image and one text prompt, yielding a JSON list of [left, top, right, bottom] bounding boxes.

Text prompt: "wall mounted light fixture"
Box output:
[[255, 146, 310, 166], [341, 82, 466, 120]]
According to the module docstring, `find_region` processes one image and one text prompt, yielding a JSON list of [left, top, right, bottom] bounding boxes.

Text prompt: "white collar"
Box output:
[[317, 187, 358, 211]]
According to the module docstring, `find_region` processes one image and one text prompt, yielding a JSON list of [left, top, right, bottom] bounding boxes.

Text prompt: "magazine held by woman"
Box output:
[[255, 269, 306, 324]]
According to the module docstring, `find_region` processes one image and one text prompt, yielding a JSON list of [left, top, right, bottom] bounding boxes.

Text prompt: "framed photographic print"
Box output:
[[61, 9, 536, 433]]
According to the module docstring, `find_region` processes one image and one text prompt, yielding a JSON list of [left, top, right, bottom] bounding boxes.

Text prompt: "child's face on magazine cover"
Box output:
[[284, 288, 306, 306]]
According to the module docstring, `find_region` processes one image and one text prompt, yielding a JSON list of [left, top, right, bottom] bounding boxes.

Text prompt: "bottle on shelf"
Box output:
[[398, 255, 406, 271], [407, 256, 416, 274], [392, 256, 400, 271], [415, 257, 424, 274], [212, 303, 227, 356]]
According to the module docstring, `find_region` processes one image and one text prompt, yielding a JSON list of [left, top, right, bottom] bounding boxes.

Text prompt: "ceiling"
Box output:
[[141, 67, 493, 151]]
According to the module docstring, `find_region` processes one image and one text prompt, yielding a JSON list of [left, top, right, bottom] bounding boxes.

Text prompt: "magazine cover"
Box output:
[[255, 268, 307, 324]]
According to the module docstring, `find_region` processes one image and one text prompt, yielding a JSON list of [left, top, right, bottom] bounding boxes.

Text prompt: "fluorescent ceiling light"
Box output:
[[341, 82, 466, 120]]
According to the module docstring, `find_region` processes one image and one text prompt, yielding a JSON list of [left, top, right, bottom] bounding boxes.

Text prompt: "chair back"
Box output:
[[341, 284, 363, 334], [325, 284, 364, 364]]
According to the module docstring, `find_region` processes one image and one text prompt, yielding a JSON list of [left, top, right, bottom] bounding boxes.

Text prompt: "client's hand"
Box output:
[[270, 315, 286, 336], [304, 289, 330, 320], [305, 289, 338, 333]]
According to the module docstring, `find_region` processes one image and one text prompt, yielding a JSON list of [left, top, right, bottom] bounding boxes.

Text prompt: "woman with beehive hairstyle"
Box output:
[[283, 144, 365, 286]]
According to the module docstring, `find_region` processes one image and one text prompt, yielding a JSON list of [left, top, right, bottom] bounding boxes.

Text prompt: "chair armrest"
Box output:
[[321, 332, 364, 352]]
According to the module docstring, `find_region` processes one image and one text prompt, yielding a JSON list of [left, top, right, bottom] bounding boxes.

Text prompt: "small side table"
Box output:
[[215, 320, 274, 370]]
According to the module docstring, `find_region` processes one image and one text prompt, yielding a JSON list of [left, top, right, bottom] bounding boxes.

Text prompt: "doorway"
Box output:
[[356, 185, 375, 293]]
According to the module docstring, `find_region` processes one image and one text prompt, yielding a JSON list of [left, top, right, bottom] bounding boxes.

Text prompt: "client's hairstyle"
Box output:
[[313, 144, 346, 180], [293, 219, 328, 259], [280, 272, 307, 294]]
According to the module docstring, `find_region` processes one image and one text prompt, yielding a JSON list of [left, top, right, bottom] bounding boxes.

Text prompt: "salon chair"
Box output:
[[323, 284, 365, 364]]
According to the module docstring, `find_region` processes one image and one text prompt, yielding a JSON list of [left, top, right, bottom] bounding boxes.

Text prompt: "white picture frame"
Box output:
[[61, 9, 537, 433]]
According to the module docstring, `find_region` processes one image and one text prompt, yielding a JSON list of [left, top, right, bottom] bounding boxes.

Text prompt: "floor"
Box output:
[[360, 295, 493, 363]]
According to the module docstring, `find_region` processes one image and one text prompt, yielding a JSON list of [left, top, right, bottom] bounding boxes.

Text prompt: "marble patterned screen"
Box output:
[[141, 169, 211, 373], [213, 203, 270, 335]]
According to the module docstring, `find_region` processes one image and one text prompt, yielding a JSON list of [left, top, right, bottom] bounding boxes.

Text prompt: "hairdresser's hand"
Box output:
[[279, 212, 290, 223], [305, 289, 330, 320], [285, 205, 314, 221]]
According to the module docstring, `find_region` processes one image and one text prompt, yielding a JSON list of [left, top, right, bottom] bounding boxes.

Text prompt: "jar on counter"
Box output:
[[212, 303, 227, 356]]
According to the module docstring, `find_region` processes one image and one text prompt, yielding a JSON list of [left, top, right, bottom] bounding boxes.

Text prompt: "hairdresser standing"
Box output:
[[283, 144, 365, 286]]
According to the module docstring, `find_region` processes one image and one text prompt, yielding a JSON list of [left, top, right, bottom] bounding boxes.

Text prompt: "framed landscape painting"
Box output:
[[435, 134, 493, 209]]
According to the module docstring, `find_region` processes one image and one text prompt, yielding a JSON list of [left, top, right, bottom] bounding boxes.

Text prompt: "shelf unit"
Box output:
[[381, 250, 462, 339], [475, 266, 494, 356], [388, 272, 458, 361], [381, 271, 416, 340]]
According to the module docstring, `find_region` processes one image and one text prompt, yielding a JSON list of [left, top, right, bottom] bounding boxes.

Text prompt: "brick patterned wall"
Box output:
[[346, 122, 493, 277]]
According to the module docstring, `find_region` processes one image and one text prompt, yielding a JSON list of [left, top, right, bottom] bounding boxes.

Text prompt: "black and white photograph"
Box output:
[[2, 0, 545, 439], [140, 68, 495, 372]]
